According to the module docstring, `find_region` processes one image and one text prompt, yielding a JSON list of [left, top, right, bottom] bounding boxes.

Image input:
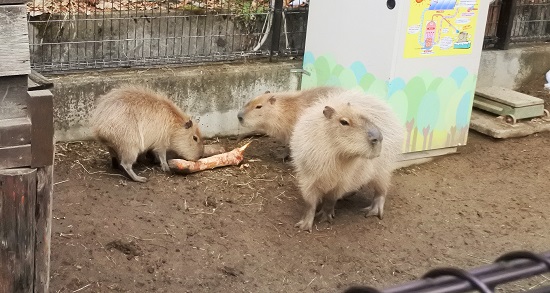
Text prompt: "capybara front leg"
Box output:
[[295, 190, 320, 232], [154, 148, 170, 172]]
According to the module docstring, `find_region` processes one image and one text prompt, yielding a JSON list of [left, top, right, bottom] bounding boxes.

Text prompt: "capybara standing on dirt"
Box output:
[[90, 85, 204, 182], [290, 90, 404, 232], [237, 86, 345, 146]]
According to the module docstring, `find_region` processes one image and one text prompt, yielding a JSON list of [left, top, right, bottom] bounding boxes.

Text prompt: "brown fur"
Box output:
[[290, 90, 405, 232], [90, 84, 204, 182], [237, 86, 345, 145]]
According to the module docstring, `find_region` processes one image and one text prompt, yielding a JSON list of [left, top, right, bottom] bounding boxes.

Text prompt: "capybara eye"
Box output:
[[340, 119, 349, 126], [255, 105, 262, 109], [193, 135, 198, 142]]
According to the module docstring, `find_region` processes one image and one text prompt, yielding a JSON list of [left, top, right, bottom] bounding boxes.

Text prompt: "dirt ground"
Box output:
[[49, 78, 550, 293]]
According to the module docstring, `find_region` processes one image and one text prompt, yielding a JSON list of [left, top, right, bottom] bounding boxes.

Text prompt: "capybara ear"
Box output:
[[268, 96, 276, 104], [323, 106, 335, 119], [264, 90, 271, 94], [184, 119, 193, 129]]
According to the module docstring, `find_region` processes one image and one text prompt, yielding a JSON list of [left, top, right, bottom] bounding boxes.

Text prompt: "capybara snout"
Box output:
[[366, 123, 383, 159]]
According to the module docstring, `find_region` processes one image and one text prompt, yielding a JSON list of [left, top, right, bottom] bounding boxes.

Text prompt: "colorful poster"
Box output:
[[404, 0, 480, 58]]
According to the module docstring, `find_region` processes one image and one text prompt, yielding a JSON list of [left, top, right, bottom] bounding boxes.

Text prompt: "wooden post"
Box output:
[[0, 0, 55, 292], [28, 90, 54, 168], [0, 4, 31, 76], [0, 168, 38, 293], [33, 165, 53, 293], [495, 0, 517, 50]]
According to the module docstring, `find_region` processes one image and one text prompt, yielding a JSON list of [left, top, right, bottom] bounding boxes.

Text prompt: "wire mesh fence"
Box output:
[[26, 0, 550, 72], [484, 0, 550, 49], [26, 0, 308, 72], [510, 0, 550, 43]]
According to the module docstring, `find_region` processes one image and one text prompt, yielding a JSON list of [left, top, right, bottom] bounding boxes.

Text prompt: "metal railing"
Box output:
[[343, 250, 550, 293]]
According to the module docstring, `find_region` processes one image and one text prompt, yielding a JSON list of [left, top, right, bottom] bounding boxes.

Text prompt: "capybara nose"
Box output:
[[237, 112, 244, 123], [367, 128, 383, 145]]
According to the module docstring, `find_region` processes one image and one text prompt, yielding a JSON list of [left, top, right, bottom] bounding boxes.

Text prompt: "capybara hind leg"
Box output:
[[120, 162, 147, 183], [362, 175, 390, 219], [119, 150, 147, 183], [295, 191, 320, 232], [316, 197, 336, 224], [282, 146, 292, 162], [153, 148, 170, 172], [107, 147, 120, 169]]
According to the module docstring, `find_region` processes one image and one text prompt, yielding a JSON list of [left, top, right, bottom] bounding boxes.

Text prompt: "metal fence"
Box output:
[[26, 0, 550, 72], [484, 0, 550, 49], [511, 0, 550, 43], [26, 0, 308, 72]]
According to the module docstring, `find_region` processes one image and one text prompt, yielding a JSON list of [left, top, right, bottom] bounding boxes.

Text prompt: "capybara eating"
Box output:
[[90, 84, 204, 182]]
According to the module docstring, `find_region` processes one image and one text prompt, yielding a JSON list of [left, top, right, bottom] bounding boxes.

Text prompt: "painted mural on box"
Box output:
[[404, 0, 480, 58], [301, 52, 477, 153]]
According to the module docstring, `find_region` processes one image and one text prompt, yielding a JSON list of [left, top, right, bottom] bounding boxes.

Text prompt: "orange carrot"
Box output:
[[168, 142, 251, 174]]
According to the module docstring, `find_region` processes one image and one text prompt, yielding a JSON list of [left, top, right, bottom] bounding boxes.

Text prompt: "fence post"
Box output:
[[495, 0, 517, 50], [270, 0, 284, 61]]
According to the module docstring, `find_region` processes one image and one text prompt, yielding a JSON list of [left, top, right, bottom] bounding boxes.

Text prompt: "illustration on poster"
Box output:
[[405, 0, 479, 58]]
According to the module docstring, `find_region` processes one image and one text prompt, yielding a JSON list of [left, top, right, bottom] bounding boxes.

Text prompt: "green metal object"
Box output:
[[474, 86, 545, 124]]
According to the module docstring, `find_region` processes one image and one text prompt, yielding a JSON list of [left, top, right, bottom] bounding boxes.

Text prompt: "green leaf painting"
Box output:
[[301, 52, 478, 153]]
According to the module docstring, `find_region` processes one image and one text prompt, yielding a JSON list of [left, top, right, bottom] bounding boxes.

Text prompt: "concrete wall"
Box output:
[[476, 44, 550, 90], [48, 44, 550, 142], [48, 61, 301, 141]]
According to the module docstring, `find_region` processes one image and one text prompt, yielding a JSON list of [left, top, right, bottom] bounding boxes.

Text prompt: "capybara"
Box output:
[[90, 85, 204, 182], [237, 86, 345, 146], [290, 90, 404, 232]]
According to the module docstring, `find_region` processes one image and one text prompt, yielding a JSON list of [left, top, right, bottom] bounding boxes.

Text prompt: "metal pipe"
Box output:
[[344, 251, 550, 293]]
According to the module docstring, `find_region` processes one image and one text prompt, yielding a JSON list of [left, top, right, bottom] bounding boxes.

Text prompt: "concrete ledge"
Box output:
[[47, 61, 302, 141], [469, 109, 550, 139], [476, 44, 550, 90]]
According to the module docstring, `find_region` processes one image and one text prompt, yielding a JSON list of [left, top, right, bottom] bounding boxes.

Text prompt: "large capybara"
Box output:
[[290, 90, 404, 232], [90, 85, 204, 182], [237, 86, 345, 147]]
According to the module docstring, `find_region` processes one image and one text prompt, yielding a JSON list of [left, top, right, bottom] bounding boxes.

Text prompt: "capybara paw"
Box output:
[[361, 205, 383, 220], [133, 176, 148, 183], [315, 210, 335, 224], [294, 220, 313, 232]]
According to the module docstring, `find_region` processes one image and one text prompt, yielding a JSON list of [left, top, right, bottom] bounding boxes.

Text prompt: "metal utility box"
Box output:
[[474, 86, 548, 124], [299, 0, 491, 161]]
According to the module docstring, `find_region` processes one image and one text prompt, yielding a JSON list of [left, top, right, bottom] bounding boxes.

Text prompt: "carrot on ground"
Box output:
[[168, 142, 251, 174]]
